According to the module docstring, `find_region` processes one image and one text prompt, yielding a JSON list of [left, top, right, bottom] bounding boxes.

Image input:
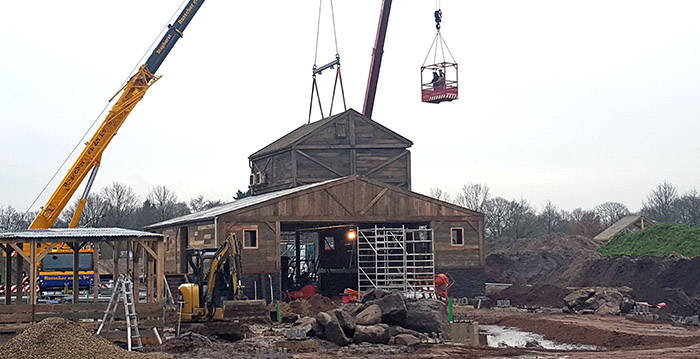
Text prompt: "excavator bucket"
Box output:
[[222, 300, 270, 323]]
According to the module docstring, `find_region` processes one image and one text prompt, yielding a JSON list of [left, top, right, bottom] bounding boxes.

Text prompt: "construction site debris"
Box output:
[[490, 284, 571, 308], [0, 317, 171, 359]]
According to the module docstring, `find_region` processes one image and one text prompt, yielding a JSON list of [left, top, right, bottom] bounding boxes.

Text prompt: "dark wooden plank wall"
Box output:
[[250, 112, 411, 195], [432, 220, 483, 269], [219, 220, 280, 275]]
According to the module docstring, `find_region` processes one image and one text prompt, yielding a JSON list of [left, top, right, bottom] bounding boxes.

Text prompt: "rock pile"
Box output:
[[292, 289, 449, 346], [562, 288, 631, 315], [0, 317, 171, 359]]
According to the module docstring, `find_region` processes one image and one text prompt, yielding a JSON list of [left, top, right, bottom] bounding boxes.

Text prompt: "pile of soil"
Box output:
[[490, 284, 570, 308], [486, 234, 602, 286], [288, 295, 339, 317], [0, 317, 171, 359]]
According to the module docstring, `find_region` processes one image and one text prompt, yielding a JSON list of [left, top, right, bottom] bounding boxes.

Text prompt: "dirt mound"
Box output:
[[573, 255, 700, 315], [490, 284, 570, 308], [287, 295, 339, 317], [486, 234, 601, 285], [0, 317, 171, 359]]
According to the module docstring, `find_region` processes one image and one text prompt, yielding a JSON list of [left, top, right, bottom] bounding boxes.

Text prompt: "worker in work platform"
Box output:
[[431, 70, 440, 85], [435, 69, 445, 89]]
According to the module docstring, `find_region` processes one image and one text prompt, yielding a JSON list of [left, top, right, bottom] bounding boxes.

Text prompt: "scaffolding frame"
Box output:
[[357, 226, 435, 297]]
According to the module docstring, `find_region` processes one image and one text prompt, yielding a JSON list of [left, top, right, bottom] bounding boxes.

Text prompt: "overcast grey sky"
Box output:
[[1, 0, 699, 215]]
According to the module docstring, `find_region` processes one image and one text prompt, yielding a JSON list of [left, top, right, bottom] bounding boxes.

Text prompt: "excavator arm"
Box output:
[[204, 233, 245, 319], [30, 0, 205, 229]]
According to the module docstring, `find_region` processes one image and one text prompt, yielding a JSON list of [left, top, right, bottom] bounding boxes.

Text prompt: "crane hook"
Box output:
[[434, 9, 442, 30]]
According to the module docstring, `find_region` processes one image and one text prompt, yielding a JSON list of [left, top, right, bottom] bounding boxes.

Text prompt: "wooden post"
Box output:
[[72, 242, 80, 304], [93, 244, 100, 304], [156, 240, 164, 304], [4, 244, 11, 305], [112, 242, 119, 282], [15, 248, 23, 305], [133, 242, 140, 303], [30, 240, 36, 306], [147, 244, 154, 303]]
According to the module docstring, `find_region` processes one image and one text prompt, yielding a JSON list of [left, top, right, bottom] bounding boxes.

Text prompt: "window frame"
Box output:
[[243, 228, 259, 249], [450, 227, 465, 246]]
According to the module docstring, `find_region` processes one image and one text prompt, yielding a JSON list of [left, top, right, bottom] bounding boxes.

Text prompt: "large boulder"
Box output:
[[388, 325, 422, 338], [373, 292, 407, 324], [324, 315, 352, 346], [361, 289, 389, 303], [403, 300, 450, 337], [564, 288, 595, 308], [333, 309, 356, 337], [316, 312, 333, 326], [356, 304, 382, 325], [353, 324, 390, 344]]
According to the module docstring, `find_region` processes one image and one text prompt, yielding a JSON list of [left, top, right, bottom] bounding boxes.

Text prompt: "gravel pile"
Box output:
[[0, 317, 171, 359]]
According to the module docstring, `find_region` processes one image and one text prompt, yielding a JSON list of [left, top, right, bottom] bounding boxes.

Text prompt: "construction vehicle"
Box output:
[[179, 233, 268, 323], [23, 0, 205, 292]]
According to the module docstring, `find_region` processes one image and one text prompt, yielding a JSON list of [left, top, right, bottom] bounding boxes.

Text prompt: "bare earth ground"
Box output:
[[147, 307, 700, 358]]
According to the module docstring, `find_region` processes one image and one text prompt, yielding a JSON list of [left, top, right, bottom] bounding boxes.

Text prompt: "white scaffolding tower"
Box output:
[[357, 226, 435, 297]]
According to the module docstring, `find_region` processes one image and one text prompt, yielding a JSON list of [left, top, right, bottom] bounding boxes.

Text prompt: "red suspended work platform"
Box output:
[[421, 62, 458, 103]]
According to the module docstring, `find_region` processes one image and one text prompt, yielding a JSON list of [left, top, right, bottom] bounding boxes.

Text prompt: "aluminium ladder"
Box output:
[[96, 275, 142, 351]]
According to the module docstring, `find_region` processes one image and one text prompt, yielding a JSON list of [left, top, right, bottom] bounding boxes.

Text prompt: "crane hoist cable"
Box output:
[[308, 0, 346, 124], [24, 0, 191, 218]]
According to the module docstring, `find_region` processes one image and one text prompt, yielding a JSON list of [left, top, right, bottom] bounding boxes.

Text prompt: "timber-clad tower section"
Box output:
[[249, 109, 412, 194]]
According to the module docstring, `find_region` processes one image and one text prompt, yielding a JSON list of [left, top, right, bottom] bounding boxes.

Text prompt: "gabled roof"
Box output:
[[249, 109, 413, 158], [145, 176, 482, 230], [593, 215, 655, 241]]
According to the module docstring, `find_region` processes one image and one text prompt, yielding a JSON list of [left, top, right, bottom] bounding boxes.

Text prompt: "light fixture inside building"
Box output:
[[347, 230, 357, 240]]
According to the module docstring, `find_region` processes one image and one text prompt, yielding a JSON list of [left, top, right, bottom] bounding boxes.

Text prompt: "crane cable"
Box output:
[[24, 0, 190, 218], [309, 0, 344, 123]]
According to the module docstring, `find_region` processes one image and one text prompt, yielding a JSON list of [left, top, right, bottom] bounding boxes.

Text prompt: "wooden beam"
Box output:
[[359, 188, 388, 216], [8, 243, 29, 264], [139, 240, 158, 259], [15, 253, 23, 305], [29, 240, 36, 306], [323, 188, 353, 216], [112, 242, 119, 283], [296, 149, 345, 177], [156, 241, 164, 304], [71, 242, 80, 304], [4, 244, 11, 305], [147, 250, 154, 303], [36, 242, 58, 262], [364, 151, 408, 177], [132, 242, 140, 303]]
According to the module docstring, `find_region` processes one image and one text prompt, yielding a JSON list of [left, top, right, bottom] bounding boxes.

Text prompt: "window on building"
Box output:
[[451, 227, 464, 246], [335, 122, 347, 138], [244, 229, 258, 249], [166, 236, 170, 252]]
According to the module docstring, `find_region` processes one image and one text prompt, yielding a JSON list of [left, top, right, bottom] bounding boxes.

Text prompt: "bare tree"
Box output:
[[538, 201, 563, 234], [428, 188, 451, 203], [483, 197, 511, 240], [507, 198, 540, 239], [101, 182, 140, 228], [642, 181, 678, 222], [61, 193, 108, 227], [189, 195, 224, 213], [674, 189, 700, 226], [594, 201, 630, 227], [147, 185, 189, 222], [568, 208, 603, 237], [0, 205, 35, 230], [454, 183, 490, 212], [483, 197, 539, 240]]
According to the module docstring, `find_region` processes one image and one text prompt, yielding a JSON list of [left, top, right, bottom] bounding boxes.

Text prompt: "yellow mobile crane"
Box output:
[[30, 0, 205, 230], [24, 0, 205, 294]]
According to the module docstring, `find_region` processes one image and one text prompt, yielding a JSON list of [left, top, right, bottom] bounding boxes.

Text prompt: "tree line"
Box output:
[[429, 180, 700, 241], [0, 182, 247, 230]]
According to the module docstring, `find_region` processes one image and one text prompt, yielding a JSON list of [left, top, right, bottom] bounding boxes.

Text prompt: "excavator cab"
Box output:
[[421, 62, 458, 103]]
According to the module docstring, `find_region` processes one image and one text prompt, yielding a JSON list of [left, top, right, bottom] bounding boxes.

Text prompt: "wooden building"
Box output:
[[593, 215, 655, 242], [147, 109, 486, 300], [146, 176, 485, 300], [248, 109, 412, 194]]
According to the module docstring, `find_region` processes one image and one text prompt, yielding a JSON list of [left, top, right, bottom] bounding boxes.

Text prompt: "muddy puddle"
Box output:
[[481, 325, 599, 351]]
